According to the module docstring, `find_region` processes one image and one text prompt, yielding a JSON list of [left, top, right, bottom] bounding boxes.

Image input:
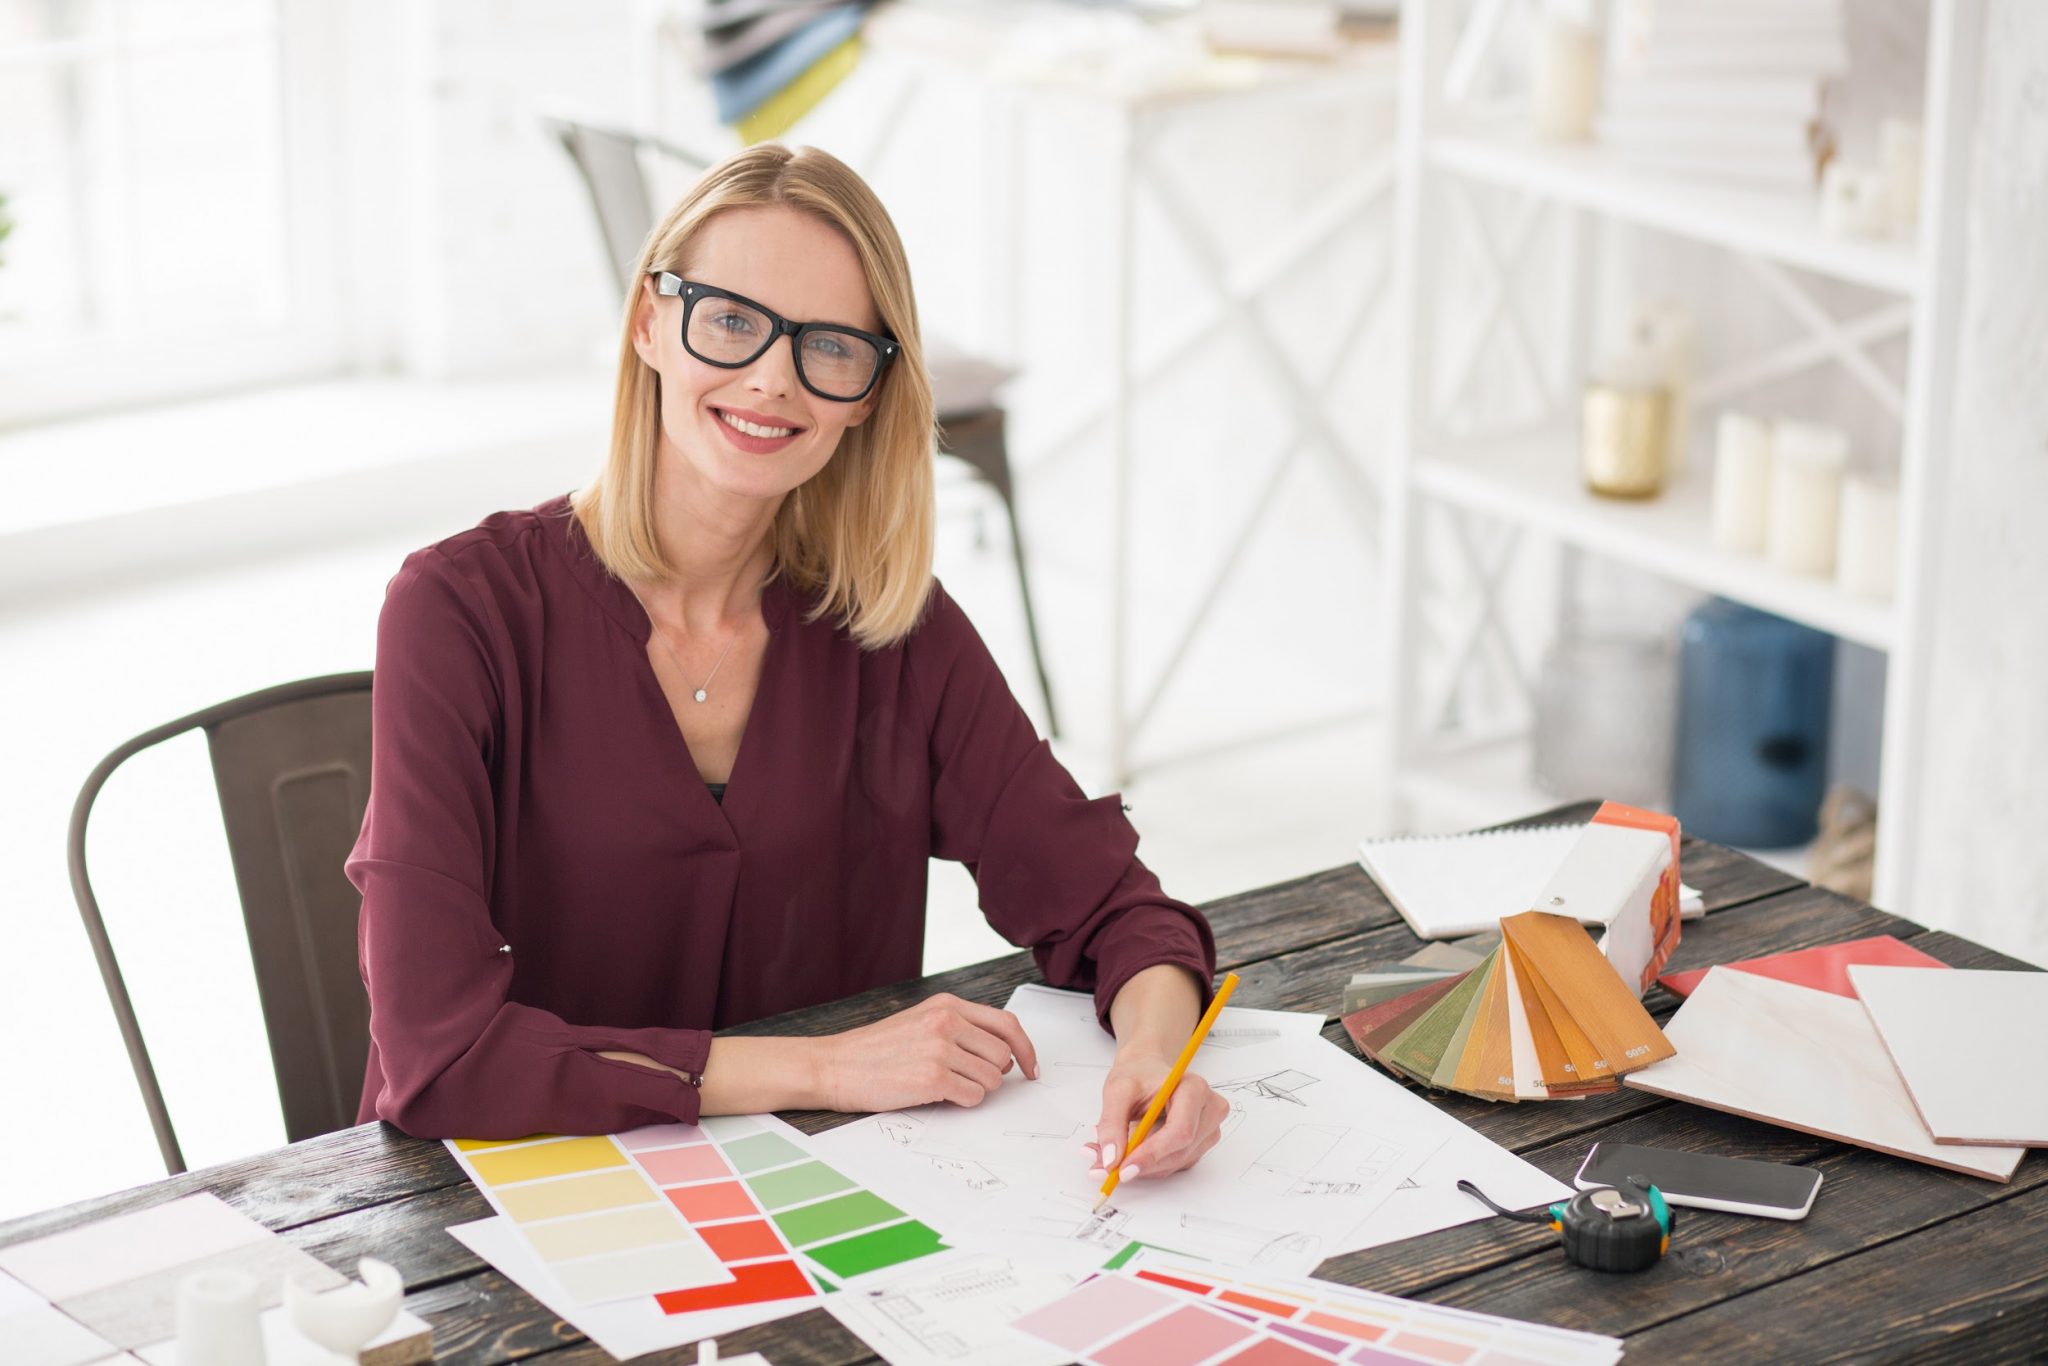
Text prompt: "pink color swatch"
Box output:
[[1097, 1304, 1255, 1366], [1012, 1275, 1176, 1354], [635, 1144, 731, 1185]]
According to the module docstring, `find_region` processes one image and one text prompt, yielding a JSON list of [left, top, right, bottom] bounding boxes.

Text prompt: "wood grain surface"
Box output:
[[5, 803, 2038, 1363]]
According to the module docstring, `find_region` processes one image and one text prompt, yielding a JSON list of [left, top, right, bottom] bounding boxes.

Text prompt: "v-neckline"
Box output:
[[644, 578, 790, 831], [543, 495, 795, 831]]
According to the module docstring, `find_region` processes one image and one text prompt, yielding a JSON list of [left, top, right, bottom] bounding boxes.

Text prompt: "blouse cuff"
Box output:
[[1089, 907, 1218, 1033], [551, 1020, 715, 1124]]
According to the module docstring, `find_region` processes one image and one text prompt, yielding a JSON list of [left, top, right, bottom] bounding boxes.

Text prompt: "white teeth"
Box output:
[[719, 410, 795, 439]]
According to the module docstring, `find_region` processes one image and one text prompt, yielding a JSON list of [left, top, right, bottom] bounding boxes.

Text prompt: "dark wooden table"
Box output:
[[8, 803, 2046, 1363]]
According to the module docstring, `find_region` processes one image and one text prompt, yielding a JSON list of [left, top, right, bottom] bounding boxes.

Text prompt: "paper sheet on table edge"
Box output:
[[818, 1247, 1075, 1366]]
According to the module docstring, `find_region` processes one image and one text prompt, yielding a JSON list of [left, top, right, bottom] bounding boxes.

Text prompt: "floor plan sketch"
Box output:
[[1243, 1123, 1411, 1196], [1174, 1213, 1324, 1269]]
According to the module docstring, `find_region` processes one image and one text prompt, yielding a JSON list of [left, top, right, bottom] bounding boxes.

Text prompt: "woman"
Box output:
[[350, 143, 1228, 1186]]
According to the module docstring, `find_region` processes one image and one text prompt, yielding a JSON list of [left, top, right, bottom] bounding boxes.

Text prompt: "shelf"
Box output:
[[1411, 434, 1898, 653], [1427, 127, 1918, 298]]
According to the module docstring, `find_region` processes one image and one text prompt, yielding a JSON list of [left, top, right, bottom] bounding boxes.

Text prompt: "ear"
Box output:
[[629, 277, 662, 370]]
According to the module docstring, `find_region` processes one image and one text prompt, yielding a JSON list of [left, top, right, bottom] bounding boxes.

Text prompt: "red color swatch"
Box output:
[[655, 1258, 812, 1313], [665, 1180, 757, 1222]]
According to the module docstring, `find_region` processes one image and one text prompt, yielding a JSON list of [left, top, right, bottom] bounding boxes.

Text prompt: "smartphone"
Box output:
[[1575, 1142, 1822, 1220]]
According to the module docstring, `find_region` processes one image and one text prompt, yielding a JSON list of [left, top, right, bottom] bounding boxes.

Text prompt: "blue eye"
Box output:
[[709, 308, 760, 335], [804, 333, 854, 361]]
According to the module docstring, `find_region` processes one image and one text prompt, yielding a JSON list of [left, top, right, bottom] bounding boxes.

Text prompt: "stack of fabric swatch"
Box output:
[[700, 0, 870, 144]]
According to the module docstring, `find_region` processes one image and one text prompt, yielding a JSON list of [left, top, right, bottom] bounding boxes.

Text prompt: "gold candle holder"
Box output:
[[1581, 380, 1672, 499]]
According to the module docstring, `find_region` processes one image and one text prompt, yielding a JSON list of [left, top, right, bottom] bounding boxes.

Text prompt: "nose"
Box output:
[[742, 334, 799, 399]]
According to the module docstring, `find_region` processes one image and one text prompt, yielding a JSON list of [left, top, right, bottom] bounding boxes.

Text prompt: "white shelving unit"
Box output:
[[1379, 0, 1983, 906]]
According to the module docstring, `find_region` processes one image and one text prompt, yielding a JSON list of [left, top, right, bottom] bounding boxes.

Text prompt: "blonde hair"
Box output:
[[574, 143, 936, 649]]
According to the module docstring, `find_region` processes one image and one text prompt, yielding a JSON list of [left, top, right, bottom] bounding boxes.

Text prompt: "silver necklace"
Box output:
[[629, 584, 740, 704]]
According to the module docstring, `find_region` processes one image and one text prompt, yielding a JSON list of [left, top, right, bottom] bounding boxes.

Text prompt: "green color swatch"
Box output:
[[701, 1115, 762, 1142], [746, 1160, 855, 1210], [722, 1131, 808, 1174], [772, 1190, 903, 1247], [804, 1220, 947, 1279], [1102, 1241, 1146, 1270]]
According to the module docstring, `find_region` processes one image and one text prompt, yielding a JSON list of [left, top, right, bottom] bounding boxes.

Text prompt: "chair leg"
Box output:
[[997, 485, 1060, 739]]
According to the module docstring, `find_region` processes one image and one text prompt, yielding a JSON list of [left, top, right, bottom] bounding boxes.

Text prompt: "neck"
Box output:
[[637, 451, 780, 633]]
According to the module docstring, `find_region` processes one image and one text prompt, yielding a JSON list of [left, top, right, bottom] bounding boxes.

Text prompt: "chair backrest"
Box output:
[[544, 115, 712, 297], [69, 672, 375, 1175]]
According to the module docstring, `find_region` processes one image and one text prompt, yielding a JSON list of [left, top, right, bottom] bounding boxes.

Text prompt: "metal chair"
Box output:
[[69, 672, 376, 1175], [545, 115, 1059, 735]]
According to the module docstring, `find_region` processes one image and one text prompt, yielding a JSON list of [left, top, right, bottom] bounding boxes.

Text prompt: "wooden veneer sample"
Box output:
[[1850, 965, 2048, 1147], [1503, 910, 1675, 1080], [1626, 967, 2025, 1181]]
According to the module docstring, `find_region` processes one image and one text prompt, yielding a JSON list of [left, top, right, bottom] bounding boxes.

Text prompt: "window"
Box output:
[[0, 0, 343, 428]]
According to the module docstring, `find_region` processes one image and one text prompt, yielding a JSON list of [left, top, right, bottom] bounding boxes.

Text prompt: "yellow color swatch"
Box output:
[[468, 1135, 629, 1186], [498, 1169, 656, 1222], [452, 1135, 558, 1152], [524, 1204, 687, 1261]]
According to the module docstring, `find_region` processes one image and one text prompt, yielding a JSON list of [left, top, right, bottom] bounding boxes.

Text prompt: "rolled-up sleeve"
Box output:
[[911, 584, 1216, 1029], [349, 549, 711, 1138]]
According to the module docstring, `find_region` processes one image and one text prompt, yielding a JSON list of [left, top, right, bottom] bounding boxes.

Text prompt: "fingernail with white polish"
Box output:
[[1101, 1144, 1118, 1168], [1119, 1164, 1140, 1180]]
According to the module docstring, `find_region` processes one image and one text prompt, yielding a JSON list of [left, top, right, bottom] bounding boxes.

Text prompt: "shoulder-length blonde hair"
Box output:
[[574, 143, 935, 649]]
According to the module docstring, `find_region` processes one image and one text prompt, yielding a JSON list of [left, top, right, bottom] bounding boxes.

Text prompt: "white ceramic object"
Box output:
[[1711, 411, 1772, 554], [177, 1267, 266, 1366], [284, 1257, 402, 1361], [1766, 420, 1848, 577]]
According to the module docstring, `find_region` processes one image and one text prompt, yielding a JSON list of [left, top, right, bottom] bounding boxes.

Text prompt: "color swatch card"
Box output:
[[1116, 1251, 1624, 1365], [1013, 1257, 1622, 1366], [1849, 965, 2048, 1147], [448, 1115, 953, 1346], [1626, 967, 2027, 1181], [449, 1132, 732, 1305], [0, 1194, 431, 1366], [1657, 934, 1949, 999]]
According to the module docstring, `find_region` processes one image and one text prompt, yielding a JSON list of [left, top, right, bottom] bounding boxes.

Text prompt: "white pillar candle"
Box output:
[[1532, 10, 1601, 141], [1820, 161, 1890, 240], [1711, 411, 1772, 554], [177, 1268, 265, 1366], [1767, 421, 1848, 577], [1882, 118, 1923, 238], [1837, 474, 1900, 600]]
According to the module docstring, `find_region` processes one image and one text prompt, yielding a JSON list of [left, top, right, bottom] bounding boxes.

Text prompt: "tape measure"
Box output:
[[1458, 1177, 1673, 1273]]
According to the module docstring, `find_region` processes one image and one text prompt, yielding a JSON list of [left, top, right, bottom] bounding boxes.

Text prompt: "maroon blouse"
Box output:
[[349, 495, 1215, 1138]]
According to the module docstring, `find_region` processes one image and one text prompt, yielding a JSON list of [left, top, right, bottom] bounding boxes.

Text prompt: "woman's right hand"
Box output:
[[813, 992, 1039, 1113]]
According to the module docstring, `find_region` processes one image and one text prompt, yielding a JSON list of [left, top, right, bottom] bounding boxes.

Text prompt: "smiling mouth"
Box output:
[[714, 408, 801, 439]]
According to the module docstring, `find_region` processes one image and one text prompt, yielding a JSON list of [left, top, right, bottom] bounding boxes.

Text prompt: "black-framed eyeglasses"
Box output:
[[652, 271, 899, 403]]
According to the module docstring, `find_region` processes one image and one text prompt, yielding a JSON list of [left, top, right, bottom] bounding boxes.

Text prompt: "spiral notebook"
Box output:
[[1358, 822, 1701, 940]]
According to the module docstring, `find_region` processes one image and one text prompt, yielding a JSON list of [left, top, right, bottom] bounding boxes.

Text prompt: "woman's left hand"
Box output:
[[1086, 1048, 1230, 1184]]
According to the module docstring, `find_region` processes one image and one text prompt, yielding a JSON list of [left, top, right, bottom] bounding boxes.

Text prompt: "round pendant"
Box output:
[[693, 689, 708, 703]]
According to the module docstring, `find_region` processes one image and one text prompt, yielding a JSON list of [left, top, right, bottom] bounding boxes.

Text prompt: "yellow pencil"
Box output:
[[1094, 971, 1241, 1212]]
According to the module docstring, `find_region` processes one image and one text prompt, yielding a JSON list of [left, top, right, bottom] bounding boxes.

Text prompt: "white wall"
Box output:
[[1901, 0, 2048, 967]]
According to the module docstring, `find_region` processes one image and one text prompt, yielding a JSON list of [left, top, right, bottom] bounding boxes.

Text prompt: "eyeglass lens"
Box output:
[[686, 295, 881, 399]]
